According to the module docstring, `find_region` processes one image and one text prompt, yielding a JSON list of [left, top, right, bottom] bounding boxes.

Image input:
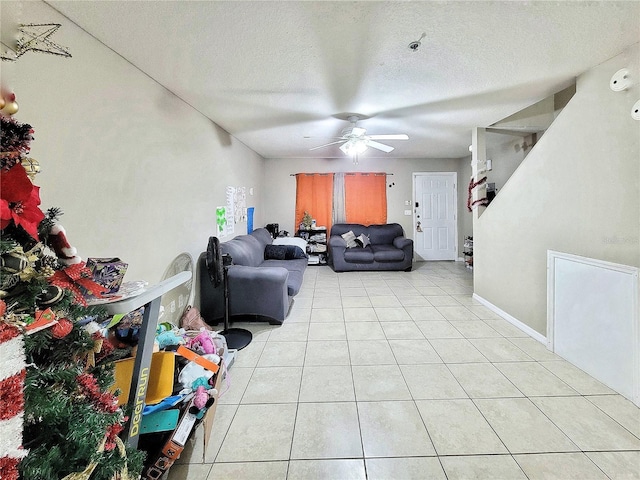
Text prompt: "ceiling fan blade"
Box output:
[[367, 140, 394, 153], [351, 127, 366, 136], [309, 140, 347, 151], [304, 136, 344, 139], [367, 134, 409, 140]]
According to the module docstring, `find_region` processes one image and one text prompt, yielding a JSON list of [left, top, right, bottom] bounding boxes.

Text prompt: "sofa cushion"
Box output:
[[344, 246, 374, 263], [341, 230, 358, 248], [371, 244, 405, 262], [367, 223, 405, 245], [331, 223, 368, 238], [262, 258, 307, 272], [221, 235, 265, 267], [250, 228, 274, 250]]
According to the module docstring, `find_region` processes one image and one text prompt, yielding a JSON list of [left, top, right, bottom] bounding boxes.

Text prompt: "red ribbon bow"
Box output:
[[49, 262, 108, 306]]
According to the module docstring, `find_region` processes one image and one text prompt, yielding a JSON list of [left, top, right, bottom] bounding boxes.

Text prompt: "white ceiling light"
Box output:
[[340, 138, 368, 156], [309, 115, 408, 156]]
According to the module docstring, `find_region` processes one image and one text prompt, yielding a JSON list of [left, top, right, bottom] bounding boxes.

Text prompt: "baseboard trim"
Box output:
[[472, 293, 547, 345]]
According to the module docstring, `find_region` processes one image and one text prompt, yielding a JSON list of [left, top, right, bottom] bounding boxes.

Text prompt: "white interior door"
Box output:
[[414, 172, 457, 260]]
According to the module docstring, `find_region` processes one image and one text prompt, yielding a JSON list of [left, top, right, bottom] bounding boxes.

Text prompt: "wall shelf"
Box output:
[[297, 227, 327, 265]]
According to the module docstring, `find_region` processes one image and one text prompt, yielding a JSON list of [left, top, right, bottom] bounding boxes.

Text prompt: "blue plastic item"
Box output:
[[142, 394, 183, 415], [140, 409, 180, 434], [247, 207, 254, 233]]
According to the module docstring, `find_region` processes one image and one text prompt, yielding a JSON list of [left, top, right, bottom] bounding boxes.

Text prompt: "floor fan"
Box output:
[[206, 236, 253, 350]]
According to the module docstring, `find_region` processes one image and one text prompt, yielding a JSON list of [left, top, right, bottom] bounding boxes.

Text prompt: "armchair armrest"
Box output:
[[227, 265, 289, 321], [328, 236, 347, 248], [228, 264, 288, 284], [393, 236, 413, 250], [328, 236, 347, 269]]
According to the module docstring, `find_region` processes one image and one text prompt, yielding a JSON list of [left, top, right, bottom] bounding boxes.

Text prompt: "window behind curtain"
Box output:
[[295, 173, 334, 232], [344, 172, 387, 225]]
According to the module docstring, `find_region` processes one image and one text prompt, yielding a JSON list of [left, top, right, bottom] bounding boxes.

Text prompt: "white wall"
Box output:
[[0, 1, 265, 284], [485, 133, 530, 194], [262, 156, 464, 247], [474, 44, 640, 336], [458, 132, 530, 264]]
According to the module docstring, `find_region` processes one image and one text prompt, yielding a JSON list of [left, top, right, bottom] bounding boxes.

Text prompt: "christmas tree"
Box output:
[[302, 211, 313, 229], [0, 111, 144, 479]]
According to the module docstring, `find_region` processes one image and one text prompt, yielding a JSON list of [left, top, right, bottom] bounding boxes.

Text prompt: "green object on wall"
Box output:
[[216, 207, 226, 234]]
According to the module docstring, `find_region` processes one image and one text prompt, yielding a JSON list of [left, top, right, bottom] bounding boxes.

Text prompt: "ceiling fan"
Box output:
[[308, 115, 409, 155]]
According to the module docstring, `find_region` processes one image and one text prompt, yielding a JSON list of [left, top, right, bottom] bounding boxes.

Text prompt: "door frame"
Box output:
[[412, 172, 458, 261]]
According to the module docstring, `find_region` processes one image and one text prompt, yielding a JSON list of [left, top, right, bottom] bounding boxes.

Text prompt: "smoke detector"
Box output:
[[408, 33, 426, 52]]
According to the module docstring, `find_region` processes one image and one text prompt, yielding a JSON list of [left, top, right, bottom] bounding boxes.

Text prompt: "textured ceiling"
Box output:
[[47, 1, 640, 159]]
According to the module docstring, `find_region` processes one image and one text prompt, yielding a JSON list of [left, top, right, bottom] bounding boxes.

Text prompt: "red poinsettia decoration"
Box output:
[[0, 163, 44, 240]]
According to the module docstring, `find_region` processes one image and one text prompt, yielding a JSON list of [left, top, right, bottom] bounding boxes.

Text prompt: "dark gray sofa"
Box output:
[[328, 223, 413, 272], [199, 228, 307, 325]]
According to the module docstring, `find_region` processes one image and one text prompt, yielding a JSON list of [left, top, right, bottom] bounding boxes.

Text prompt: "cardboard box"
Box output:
[[201, 362, 224, 460], [143, 360, 224, 479]]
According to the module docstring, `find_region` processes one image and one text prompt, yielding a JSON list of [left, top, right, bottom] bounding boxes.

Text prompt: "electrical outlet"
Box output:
[[404, 210, 412, 216]]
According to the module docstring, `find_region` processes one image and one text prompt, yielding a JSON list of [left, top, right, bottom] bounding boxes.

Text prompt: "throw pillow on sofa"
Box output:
[[355, 233, 370, 248], [341, 230, 358, 248], [287, 245, 308, 259], [265, 244, 307, 260]]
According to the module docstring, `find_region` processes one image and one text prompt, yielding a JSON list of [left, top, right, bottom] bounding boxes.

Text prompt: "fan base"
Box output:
[[220, 327, 253, 350]]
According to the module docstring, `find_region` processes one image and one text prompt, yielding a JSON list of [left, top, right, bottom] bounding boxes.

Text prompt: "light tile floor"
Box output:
[[169, 262, 640, 480]]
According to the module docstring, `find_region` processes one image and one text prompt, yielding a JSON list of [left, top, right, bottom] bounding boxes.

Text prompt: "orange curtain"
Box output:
[[344, 173, 387, 225], [295, 173, 334, 233]]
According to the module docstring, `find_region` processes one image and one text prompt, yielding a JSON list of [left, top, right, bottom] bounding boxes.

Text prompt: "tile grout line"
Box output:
[[195, 263, 639, 479]]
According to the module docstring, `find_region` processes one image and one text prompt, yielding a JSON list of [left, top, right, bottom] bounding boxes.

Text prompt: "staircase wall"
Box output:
[[473, 44, 640, 336]]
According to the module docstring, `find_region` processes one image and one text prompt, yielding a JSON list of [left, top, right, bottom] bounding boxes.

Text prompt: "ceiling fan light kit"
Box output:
[[339, 139, 368, 156], [309, 114, 408, 158]]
